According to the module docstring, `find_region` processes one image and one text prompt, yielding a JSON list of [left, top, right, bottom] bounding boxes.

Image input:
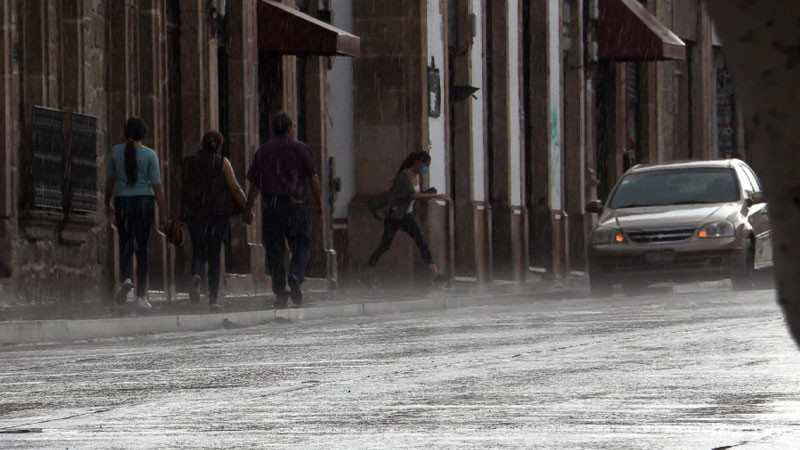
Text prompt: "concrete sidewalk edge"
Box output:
[[0, 287, 586, 345]]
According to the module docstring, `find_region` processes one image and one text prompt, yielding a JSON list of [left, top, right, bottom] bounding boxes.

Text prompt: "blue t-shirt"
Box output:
[[106, 143, 162, 197]]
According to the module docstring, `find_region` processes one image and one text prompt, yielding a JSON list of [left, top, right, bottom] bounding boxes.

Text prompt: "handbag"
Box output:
[[367, 193, 389, 221]]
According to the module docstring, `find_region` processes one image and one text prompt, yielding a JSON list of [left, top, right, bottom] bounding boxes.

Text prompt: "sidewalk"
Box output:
[[0, 274, 588, 345]]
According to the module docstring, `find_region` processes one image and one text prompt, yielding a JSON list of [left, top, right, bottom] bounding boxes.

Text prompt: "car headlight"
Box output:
[[590, 227, 625, 244], [698, 221, 735, 238]]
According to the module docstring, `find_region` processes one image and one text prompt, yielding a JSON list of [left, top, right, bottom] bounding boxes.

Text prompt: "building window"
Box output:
[[68, 113, 98, 213], [29, 106, 97, 214], [31, 107, 65, 210], [428, 57, 442, 118]]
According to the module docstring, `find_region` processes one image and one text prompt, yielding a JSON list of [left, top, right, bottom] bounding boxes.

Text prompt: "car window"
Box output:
[[608, 168, 740, 208], [742, 165, 762, 191], [735, 165, 755, 196]]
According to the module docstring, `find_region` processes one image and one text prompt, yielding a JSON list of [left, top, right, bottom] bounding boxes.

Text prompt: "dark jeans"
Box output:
[[114, 195, 155, 297], [262, 195, 310, 295], [368, 214, 433, 267], [187, 216, 229, 299]]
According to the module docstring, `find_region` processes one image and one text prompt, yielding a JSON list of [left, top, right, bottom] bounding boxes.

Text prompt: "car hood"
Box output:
[[598, 203, 739, 230]]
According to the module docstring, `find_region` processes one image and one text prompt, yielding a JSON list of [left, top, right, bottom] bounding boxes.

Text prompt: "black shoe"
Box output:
[[287, 277, 303, 305], [274, 291, 289, 309], [433, 274, 449, 284], [115, 279, 133, 305]]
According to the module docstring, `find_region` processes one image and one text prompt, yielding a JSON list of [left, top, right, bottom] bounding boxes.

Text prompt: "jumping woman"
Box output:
[[365, 151, 450, 283]]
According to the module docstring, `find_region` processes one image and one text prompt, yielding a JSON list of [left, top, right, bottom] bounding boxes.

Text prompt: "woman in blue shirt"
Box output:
[[104, 117, 166, 309]]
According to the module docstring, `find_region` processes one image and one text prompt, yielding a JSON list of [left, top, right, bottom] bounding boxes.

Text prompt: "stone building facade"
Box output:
[[0, 0, 740, 305], [0, 0, 358, 305], [335, 0, 741, 281]]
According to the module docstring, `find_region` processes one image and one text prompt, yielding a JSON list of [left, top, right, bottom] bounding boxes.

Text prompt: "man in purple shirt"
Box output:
[[244, 112, 323, 308]]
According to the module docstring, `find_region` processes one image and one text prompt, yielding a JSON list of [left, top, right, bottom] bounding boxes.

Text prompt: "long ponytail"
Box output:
[[123, 117, 147, 186]]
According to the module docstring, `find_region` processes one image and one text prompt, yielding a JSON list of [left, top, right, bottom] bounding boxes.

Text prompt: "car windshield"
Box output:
[[608, 168, 740, 209]]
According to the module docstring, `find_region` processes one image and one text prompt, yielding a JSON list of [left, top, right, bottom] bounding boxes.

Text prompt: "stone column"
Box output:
[[179, 0, 216, 152], [690, 2, 714, 160], [527, 0, 550, 272], [280, 0, 298, 120], [705, 0, 800, 344], [21, 0, 48, 206], [0, 0, 15, 219], [451, 0, 476, 279], [527, 0, 566, 278], [584, 63, 598, 218], [138, 1, 169, 297], [654, 0, 676, 162], [302, 2, 335, 283], [423, 0, 452, 280], [225, 0, 262, 277], [639, 60, 658, 164], [105, 0, 137, 293], [0, 0, 18, 290], [108, 0, 138, 126], [638, 2, 659, 165], [173, 0, 217, 295], [510, 0, 527, 281], [564, 0, 587, 271], [612, 65, 627, 187], [472, 0, 490, 283], [348, 0, 427, 284], [487, 0, 514, 280], [61, 1, 83, 113]]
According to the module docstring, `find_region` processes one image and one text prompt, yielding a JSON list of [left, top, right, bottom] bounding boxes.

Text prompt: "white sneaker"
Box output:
[[136, 297, 152, 309], [116, 279, 133, 305]]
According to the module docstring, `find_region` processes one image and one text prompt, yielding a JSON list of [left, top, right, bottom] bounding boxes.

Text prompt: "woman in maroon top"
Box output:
[[177, 131, 246, 308]]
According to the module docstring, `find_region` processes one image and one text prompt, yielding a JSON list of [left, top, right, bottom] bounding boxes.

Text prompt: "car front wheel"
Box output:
[[731, 238, 755, 291]]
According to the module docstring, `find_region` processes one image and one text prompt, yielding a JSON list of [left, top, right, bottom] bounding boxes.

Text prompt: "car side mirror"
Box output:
[[750, 191, 766, 205], [585, 200, 604, 214]]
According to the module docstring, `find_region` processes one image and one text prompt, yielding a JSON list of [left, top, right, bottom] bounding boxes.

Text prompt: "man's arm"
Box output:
[[309, 175, 323, 217]]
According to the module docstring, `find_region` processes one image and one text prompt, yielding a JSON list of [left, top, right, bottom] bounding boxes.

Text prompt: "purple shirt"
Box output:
[[247, 135, 316, 197]]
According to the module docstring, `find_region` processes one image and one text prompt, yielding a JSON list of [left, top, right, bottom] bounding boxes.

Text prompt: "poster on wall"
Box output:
[[428, 58, 441, 118], [716, 69, 736, 158]]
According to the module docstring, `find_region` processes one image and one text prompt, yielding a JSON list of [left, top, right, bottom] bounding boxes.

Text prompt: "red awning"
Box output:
[[257, 0, 360, 57], [597, 0, 685, 61]]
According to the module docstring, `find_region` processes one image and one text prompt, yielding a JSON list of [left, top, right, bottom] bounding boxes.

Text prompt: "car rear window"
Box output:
[[608, 168, 740, 209]]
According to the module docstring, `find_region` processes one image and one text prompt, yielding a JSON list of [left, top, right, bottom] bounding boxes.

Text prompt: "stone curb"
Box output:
[[0, 287, 586, 345]]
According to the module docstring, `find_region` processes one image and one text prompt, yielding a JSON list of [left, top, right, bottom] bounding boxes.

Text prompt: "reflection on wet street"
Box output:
[[1, 284, 799, 448]]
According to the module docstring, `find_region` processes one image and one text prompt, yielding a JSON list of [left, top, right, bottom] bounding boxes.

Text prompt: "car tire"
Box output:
[[590, 273, 613, 297], [731, 238, 755, 291]]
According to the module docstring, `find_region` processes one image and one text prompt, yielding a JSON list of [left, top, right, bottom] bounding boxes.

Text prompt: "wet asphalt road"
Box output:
[[1, 284, 799, 449]]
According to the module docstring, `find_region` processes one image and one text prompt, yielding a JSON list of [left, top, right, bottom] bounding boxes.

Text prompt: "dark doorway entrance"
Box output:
[[166, 0, 187, 290]]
